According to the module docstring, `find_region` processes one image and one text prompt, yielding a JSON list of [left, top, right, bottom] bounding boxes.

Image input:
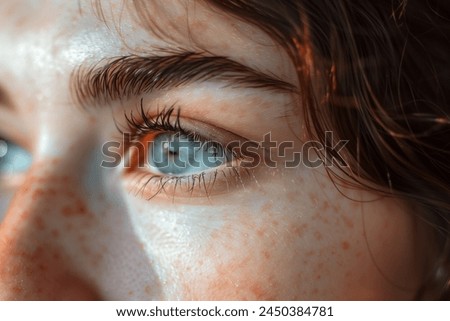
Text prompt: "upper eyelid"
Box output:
[[120, 101, 246, 146], [70, 50, 297, 110]]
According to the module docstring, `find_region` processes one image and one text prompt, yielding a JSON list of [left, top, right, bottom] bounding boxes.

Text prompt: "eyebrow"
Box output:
[[71, 51, 297, 109]]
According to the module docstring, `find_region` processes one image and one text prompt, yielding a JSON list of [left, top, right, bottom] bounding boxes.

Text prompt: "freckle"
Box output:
[[145, 286, 152, 295], [262, 250, 271, 259], [333, 205, 342, 214], [128, 291, 134, 296], [32, 188, 45, 201], [33, 217, 46, 230], [62, 206, 73, 217], [261, 202, 273, 212], [65, 190, 76, 198], [61, 200, 91, 217], [313, 212, 329, 224], [341, 241, 350, 250], [291, 223, 308, 237], [249, 283, 265, 299], [314, 231, 323, 241], [271, 220, 279, 227], [340, 214, 354, 229], [305, 250, 315, 257], [19, 211, 28, 220], [355, 251, 362, 258], [256, 229, 264, 237], [315, 274, 321, 280], [32, 246, 44, 258], [12, 286, 23, 294], [24, 266, 33, 277], [38, 263, 47, 272], [77, 201, 88, 215], [322, 201, 330, 211], [51, 229, 60, 238]]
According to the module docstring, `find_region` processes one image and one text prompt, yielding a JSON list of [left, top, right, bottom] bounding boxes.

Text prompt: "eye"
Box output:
[[147, 132, 232, 176], [0, 138, 32, 176], [119, 105, 257, 200], [124, 130, 238, 199]]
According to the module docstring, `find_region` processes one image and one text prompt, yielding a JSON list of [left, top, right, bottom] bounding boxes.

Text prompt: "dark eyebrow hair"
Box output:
[[71, 51, 297, 108]]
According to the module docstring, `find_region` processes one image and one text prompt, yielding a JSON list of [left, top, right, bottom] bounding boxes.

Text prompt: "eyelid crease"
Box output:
[[117, 99, 249, 149], [70, 50, 297, 109]]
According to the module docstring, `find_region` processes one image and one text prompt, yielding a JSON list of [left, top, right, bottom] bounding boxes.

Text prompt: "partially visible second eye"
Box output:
[[0, 139, 32, 175], [145, 132, 232, 176]]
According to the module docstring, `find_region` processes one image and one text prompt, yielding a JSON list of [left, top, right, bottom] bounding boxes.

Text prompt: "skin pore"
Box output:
[[0, 0, 433, 300]]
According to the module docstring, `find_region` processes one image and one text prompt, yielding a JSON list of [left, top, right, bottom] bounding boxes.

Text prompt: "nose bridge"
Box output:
[[0, 160, 99, 300]]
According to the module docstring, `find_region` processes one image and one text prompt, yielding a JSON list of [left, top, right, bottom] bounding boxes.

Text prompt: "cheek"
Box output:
[[126, 175, 329, 300], [185, 215, 290, 300], [126, 164, 421, 300], [180, 211, 320, 300]]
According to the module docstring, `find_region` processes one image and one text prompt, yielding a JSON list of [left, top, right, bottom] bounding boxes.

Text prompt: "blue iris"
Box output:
[[148, 133, 229, 175], [0, 139, 32, 175]]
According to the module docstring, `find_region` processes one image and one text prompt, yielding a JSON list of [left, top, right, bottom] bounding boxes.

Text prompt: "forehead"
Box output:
[[0, 0, 295, 83]]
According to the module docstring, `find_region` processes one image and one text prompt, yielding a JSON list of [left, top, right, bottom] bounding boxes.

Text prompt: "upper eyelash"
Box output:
[[122, 99, 181, 137], [120, 98, 204, 144], [120, 99, 241, 162]]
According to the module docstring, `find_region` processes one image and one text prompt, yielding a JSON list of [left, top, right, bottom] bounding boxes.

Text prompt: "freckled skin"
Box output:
[[0, 0, 435, 300]]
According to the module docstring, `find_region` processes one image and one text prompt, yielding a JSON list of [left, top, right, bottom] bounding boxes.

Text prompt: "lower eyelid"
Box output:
[[122, 165, 255, 201]]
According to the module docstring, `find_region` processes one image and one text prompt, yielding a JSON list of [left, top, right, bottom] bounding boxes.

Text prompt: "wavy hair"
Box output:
[[205, 0, 450, 300]]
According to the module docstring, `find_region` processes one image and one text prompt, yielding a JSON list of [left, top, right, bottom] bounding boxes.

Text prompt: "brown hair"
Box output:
[[205, 0, 450, 299]]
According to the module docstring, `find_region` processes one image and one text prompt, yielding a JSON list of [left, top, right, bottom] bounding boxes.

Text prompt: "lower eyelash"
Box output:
[[126, 166, 252, 201]]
